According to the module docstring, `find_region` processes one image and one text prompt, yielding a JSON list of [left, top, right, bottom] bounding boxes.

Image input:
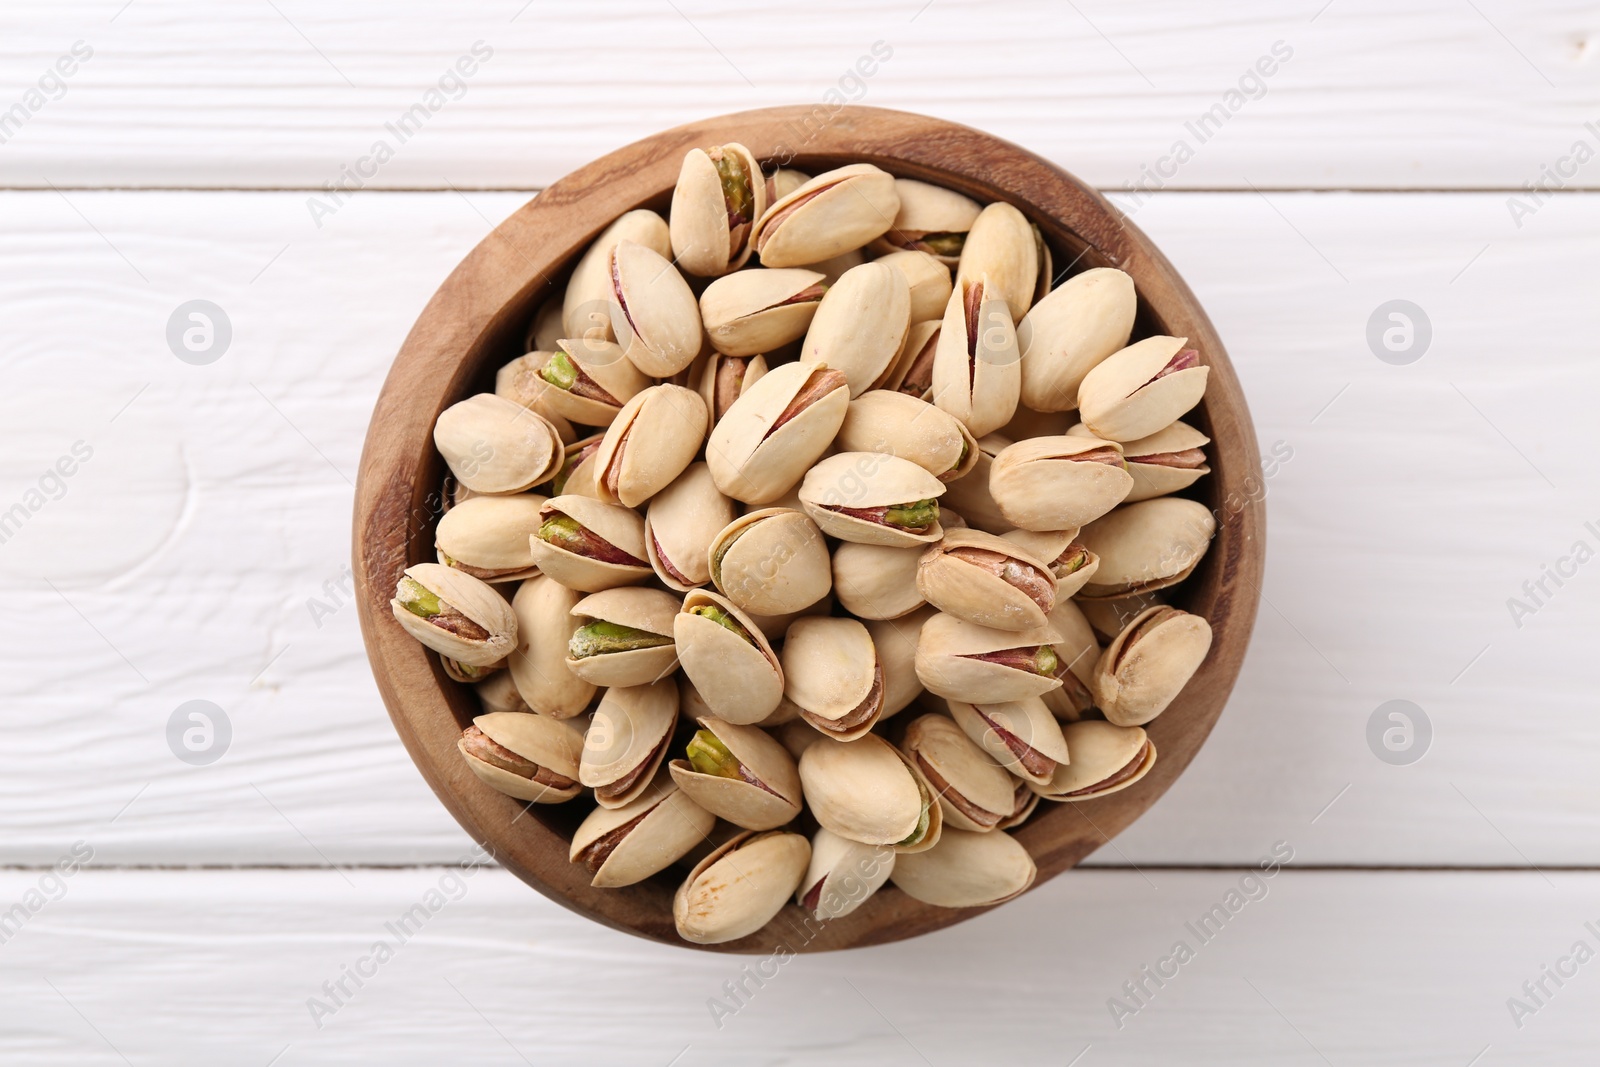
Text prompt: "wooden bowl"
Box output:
[[354, 105, 1264, 953]]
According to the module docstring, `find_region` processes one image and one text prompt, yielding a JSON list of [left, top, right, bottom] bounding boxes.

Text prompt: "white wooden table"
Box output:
[[3, 2, 1597, 1062]]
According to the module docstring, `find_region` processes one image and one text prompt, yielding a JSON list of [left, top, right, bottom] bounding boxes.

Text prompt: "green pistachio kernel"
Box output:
[[568, 620, 673, 660], [688, 603, 754, 643], [920, 232, 966, 257], [539, 350, 579, 391], [896, 798, 932, 846], [538, 514, 585, 550], [715, 152, 754, 224], [396, 576, 441, 619], [946, 438, 970, 476], [686, 729, 742, 780], [1033, 644, 1059, 677], [883, 499, 939, 530]]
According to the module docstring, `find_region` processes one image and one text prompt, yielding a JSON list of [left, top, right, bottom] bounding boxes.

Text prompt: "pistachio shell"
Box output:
[[1041, 598, 1101, 721], [494, 351, 567, 423], [945, 696, 1071, 785], [1077, 335, 1210, 442], [710, 508, 832, 617], [434, 393, 564, 495], [1093, 606, 1212, 725], [475, 669, 530, 714], [1001, 405, 1077, 440], [901, 713, 1017, 832], [592, 384, 708, 507], [673, 589, 785, 725], [565, 587, 681, 686], [767, 168, 811, 201], [669, 714, 803, 831], [750, 163, 901, 268], [889, 828, 1036, 907], [435, 494, 547, 583], [1101, 420, 1212, 502], [570, 771, 716, 888], [1078, 591, 1167, 645], [1032, 721, 1156, 801], [644, 462, 737, 591], [937, 433, 1011, 534], [1078, 498, 1215, 600], [1017, 268, 1137, 412], [863, 606, 933, 719], [780, 616, 882, 741], [955, 201, 1039, 321], [872, 249, 953, 326], [442, 655, 504, 684], [798, 452, 948, 547], [580, 679, 679, 808], [673, 829, 811, 945], [390, 563, 516, 666], [508, 575, 596, 718], [931, 274, 1021, 438], [881, 319, 941, 399], [706, 361, 851, 505], [798, 734, 943, 852], [800, 247, 867, 285], [1000, 528, 1100, 600], [669, 142, 768, 277], [799, 262, 911, 398], [696, 352, 770, 427], [989, 435, 1133, 531], [868, 179, 981, 266], [773, 718, 823, 761], [526, 294, 564, 354], [542, 338, 651, 426], [837, 390, 978, 483], [796, 828, 896, 919], [914, 614, 1064, 704], [610, 241, 702, 377], [460, 711, 584, 803], [831, 542, 927, 620], [915, 528, 1058, 632], [563, 209, 671, 339], [744, 592, 833, 644], [527, 495, 653, 593], [699, 269, 826, 357], [546, 432, 604, 499]]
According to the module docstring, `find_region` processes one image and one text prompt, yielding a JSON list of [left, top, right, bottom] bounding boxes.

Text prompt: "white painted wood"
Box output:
[[1, 1, 1597, 190], [0, 868, 1593, 1063], [1, 188, 1595, 868]]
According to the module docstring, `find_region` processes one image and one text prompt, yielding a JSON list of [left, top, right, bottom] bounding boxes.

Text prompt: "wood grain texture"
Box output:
[[2, 1, 1598, 190]]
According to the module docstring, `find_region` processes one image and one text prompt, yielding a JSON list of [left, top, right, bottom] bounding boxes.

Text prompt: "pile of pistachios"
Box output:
[[391, 145, 1218, 945]]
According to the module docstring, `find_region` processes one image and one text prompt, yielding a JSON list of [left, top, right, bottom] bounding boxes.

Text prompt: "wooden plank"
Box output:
[[0, 868, 1595, 1063], [1, 188, 1595, 867], [1, 1, 1598, 190]]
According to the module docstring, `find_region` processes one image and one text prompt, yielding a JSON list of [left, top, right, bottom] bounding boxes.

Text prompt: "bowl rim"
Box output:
[[353, 104, 1266, 953]]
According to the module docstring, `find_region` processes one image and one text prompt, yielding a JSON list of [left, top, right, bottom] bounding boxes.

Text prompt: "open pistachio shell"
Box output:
[[832, 541, 926, 620], [837, 390, 979, 483], [528, 495, 653, 593], [494, 351, 565, 423], [673, 829, 811, 945], [593, 384, 708, 508], [522, 339, 648, 428], [1017, 268, 1137, 412], [955, 201, 1039, 322], [946, 696, 1071, 786], [570, 771, 716, 888], [889, 828, 1036, 907], [699, 269, 826, 357], [565, 587, 681, 687], [800, 262, 911, 398], [796, 828, 896, 920], [1097, 420, 1212, 503], [434, 494, 547, 584], [644, 462, 736, 592], [937, 433, 1011, 535], [780, 616, 883, 741], [669, 142, 768, 277], [609, 240, 702, 377], [709, 508, 831, 617], [767, 168, 811, 202], [1077, 335, 1210, 442], [1041, 598, 1101, 721], [544, 432, 604, 499], [869, 179, 981, 266], [1093, 605, 1212, 726], [901, 713, 1018, 833], [798, 734, 943, 853], [579, 678, 679, 808], [443, 655, 505, 685], [931, 273, 1021, 438], [882, 319, 941, 400], [1078, 498, 1215, 600], [873, 249, 954, 326], [989, 435, 1133, 531], [697, 353, 771, 429], [1032, 721, 1157, 801], [434, 393, 564, 495], [914, 614, 1064, 703], [508, 575, 596, 718], [863, 606, 934, 719], [706, 361, 851, 505], [475, 669, 530, 714], [750, 163, 900, 268], [459, 711, 584, 803], [1001, 528, 1100, 600], [798, 452, 948, 548], [562, 210, 672, 340], [673, 589, 785, 725], [916, 528, 1058, 633], [390, 563, 517, 667], [669, 714, 803, 831]]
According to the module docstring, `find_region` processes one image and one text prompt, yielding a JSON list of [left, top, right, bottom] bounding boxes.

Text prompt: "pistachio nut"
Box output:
[[1093, 605, 1212, 726], [669, 714, 803, 831], [608, 240, 702, 377], [773, 717, 823, 762], [523, 338, 650, 427], [434, 493, 547, 583], [528, 495, 653, 592], [475, 668, 530, 714], [565, 587, 681, 687], [798, 452, 948, 547], [743, 593, 833, 645], [915, 528, 1058, 632], [796, 828, 896, 920], [699, 268, 827, 357], [767, 167, 811, 202], [569, 770, 716, 888], [1032, 223, 1053, 306], [1000, 528, 1100, 600], [696, 351, 770, 425], [709, 508, 831, 617], [749, 163, 900, 268], [669, 142, 768, 277], [873, 249, 954, 324], [780, 616, 884, 741], [869, 179, 981, 266], [673, 589, 785, 725], [936, 433, 1011, 535], [442, 655, 504, 684], [673, 829, 811, 945], [494, 351, 565, 423], [1091, 419, 1211, 503], [1077, 335, 1209, 442], [1041, 597, 1101, 721], [931, 273, 1021, 438], [1077, 497, 1215, 600], [644, 462, 737, 592], [946, 695, 1071, 785], [914, 613, 1064, 703], [831, 541, 926, 620], [799, 262, 911, 398], [863, 605, 934, 719], [706, 361, 851, 505], [1031, 721, 1156, 801], [882, 319, 941, 400], [433, 393, 564, 495], [996, 784, 1040, 830], [989, 434, 1133, 531], [1017, 267, 1137, 412], [544, 431, 604, 499], [798, 734, 943, 852], [390, 563, 516, 667], [563, 209, 671, 339], [593, 384, 708, 507], [801, 247, 867, 286], [458, 710, 584, 803], [579, 678, 679, 808], [955, 201, 1039, 322], [900, 713, 1019, 833], [508, 575, 596, 718], [525, 294, 564, 354], [837, 389, 979, 483], [889, 827, 1036, 908]]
